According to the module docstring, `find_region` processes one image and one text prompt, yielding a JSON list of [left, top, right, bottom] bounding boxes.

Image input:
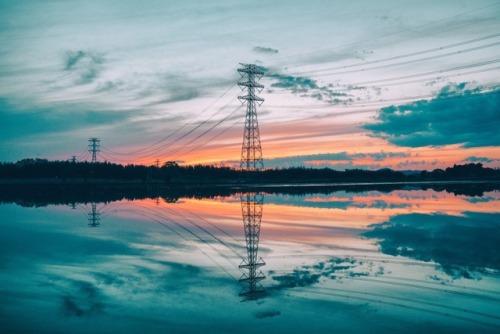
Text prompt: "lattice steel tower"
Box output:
[[88, 138, 100, 163], [88, 202, 101, 227], [239, 193, 266, 301], [238, 64, 265, 170]]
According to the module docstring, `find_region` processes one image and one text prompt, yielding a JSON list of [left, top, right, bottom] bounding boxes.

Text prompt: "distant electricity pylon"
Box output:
[[238, 64, 265, 170], [239, 193, 266, 301], [88, 138, 101, 163]]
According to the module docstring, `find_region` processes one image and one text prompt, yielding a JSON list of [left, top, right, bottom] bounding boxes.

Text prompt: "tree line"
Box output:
[[0, 158, 498, 183], [0, 159, 500, 183]]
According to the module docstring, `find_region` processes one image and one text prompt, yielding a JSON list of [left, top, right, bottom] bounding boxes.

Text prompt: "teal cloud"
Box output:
[[263, 68, 354, 104], [363, 84, 500, 148], [64, 50, 105, 85], [0, 97, 138, 161], [364, 212, 500, 279], [264, 151, 410, 169], [465, 156, 496, 163]]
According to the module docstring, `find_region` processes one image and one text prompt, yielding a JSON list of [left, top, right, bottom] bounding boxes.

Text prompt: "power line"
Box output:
[[309, 41, 500, 77], [267, 84, 500, 110], [290, 33, 500, 75], [101, 82, 238, 156], [135, 105, 244, 163], [102, 98, 237, 160], [98, 83, 500, 165], [75, 146, 89, 161], [337, 59, 500, 86], [263, 60, 500, 93], [275, 2, 499, 62], [365, 65, 500, 88], [172, 119, 242, 161]]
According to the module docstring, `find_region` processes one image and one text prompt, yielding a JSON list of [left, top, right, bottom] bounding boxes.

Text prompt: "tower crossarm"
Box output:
[[238, 81, 264, 89], [238, 95, 264, 102], [237, 64, 265, 76]]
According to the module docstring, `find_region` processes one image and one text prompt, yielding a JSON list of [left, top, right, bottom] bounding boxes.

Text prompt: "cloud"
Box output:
[[0, 218, 141, 268], [268, 72, 318, 92], [141, 73, 236, 107], [367, 151, 408, 161], [363, 84, 500, 148], [269, 257, 378, 292], [264, 151, 410, 169], [271, 269, 322, 290], [0, 97, 137, 161], [364, 212, 500, 279], [61, 280, 104, 317], [465, 197, 495, 204], [263, 68, 356, 105], [396, 159, 439, 169], [95, 80, 126, 93], [464, 156, 495, 163], [253, 46, 279, 54], [149, 87, 200, 105], [254, 310, 281, 319], [64, 50, 105, 85]]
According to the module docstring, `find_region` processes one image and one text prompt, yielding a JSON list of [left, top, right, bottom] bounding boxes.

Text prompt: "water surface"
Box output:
[[1, 187, 499, 333]]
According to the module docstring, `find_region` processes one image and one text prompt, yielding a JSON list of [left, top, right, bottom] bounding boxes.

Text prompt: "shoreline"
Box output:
[[1, 180, 498, 207], [0, 178, 498, 187]]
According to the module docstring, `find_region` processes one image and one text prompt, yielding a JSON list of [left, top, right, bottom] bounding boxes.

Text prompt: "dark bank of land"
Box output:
[[1, 158, 499, 184], [0, 159, 499, 206]]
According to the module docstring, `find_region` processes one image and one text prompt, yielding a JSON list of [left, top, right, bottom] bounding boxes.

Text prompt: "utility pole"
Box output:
[[238, 64, 265, 170], [88, 138, 100, 163], [239, 193, 266, 301], [155, 159, 160, 168], [70, 155, 77, 163]]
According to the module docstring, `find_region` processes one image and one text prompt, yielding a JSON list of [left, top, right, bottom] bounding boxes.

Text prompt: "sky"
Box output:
[[0, 0, 499, 170]]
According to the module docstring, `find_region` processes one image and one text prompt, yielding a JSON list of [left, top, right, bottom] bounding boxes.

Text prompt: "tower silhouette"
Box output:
[[88, 138, 100, 163], [239, 193, 266, 301], [238, 64, 265, 170]]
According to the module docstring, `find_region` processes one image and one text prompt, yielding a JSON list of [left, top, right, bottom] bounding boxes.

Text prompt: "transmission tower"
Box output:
[[239, 193, 266, 301], [88, 202, 101, 227], [88, 138, 100, 163], [238, 64, 265, 170]]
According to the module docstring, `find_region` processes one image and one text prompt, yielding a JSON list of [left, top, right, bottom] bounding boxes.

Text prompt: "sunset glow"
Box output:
[[1, 1, 498, 170]]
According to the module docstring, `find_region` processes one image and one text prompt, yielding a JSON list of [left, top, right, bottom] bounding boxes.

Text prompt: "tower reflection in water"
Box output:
[[238, 193, 266, 301], [88, 202, 101, 227], [80, 195, 266, 301]]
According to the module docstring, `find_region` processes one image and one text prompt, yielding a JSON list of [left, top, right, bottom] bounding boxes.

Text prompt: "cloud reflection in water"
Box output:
[[364, 212, 500, 278]]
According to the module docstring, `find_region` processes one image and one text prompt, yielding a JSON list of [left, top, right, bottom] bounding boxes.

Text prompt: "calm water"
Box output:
[[1, 187, 499, 333]]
